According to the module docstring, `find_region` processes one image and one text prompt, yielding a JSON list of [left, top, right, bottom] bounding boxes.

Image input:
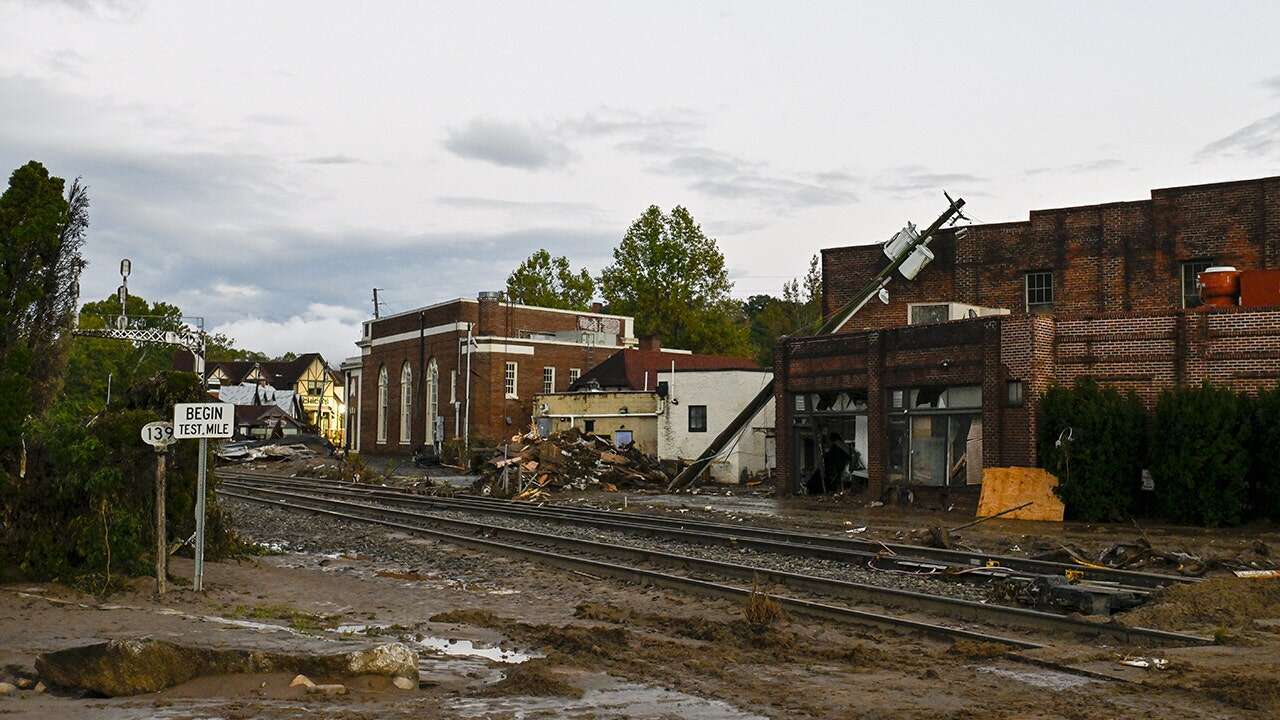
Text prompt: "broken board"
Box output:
[[976, 467, 1065, 522]]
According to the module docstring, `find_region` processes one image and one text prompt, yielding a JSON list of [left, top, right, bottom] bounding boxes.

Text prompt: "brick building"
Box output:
[[775, 175, 1280, 499], [344, 293, 635, 455]]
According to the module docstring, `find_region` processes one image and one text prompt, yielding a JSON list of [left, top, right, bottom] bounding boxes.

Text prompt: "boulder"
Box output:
[[35, 639, 418, 697]]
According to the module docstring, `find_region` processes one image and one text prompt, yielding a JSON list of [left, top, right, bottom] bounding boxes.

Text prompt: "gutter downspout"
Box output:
[[464, 323, 473, 451]]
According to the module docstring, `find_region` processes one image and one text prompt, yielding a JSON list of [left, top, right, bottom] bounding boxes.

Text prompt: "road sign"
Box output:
[[173, 403, 233, 439], [141, 421, 176, 448]]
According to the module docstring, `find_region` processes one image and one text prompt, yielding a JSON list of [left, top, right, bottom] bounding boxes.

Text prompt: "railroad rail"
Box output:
[[219, 469, 1192, 592], [217, 473, 1211, 649]]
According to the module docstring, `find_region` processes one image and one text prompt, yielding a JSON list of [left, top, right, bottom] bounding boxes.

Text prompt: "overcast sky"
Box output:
[[3, 1, 1279, 363]]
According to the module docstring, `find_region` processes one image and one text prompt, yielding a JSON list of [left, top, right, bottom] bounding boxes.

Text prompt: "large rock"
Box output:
[[35, 639, 418, 697]]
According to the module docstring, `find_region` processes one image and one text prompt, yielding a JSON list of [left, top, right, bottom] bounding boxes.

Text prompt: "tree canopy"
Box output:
[[505, 249, 596, 310], [0, 161, 87, 474], [743, 254, 822, 365], [599, 205, 748, 356]]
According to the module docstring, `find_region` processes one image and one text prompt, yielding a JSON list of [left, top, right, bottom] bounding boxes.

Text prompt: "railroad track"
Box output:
[[217, 471, 1210, 650], [219, 469, 1191, 592]]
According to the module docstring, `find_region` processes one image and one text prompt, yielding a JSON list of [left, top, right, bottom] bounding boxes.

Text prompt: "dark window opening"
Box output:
[[688, 405, 708, 432], [1182, 259, 1214, 308], [583, 419, 596, 433]]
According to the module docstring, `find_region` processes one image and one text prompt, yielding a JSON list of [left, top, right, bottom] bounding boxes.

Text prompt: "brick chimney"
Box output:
[[639, 335, 661, 352], [590, 301, 603, 313]]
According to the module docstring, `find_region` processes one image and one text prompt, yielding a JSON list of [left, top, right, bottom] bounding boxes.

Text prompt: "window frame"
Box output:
[[426, 359, 439, 444], [1181, 259, 1215, 308], [542, 366, 555, 395], [1025, 270, 1054, 311], [568, 368, 581, 385], [1006, 380, 1024, 407], [504, 361, 518, 399], [376, 365, 388, 444], [399, 361, 412, 445], [688, 404, 708, 433]]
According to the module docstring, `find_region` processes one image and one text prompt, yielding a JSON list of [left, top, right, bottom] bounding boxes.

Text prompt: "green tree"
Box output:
[[0, 161, 88, 476], [600, 205, 749, 356], [1250, 387, 1280, 521], [746, 255, 823, 365], [66, 294, 264, 411], [505, 249, 596, 310], [1038, 379, 1148, 521], [1151, 384, 1251, 526]]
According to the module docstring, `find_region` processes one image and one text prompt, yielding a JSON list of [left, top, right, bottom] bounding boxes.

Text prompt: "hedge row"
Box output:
[[1038, 380, 1280, 526]]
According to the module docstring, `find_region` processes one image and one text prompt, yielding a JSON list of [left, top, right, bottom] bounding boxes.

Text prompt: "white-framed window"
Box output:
[[399, 361, 412, 444], [542, 366, 555, 394], [450, 369, 457, 404], [1025, 271, 1053, 311], [1181, 259, 1214, 308], [426, 359, 439, 444], [569, 368, 581, 385], [505, 361, 518, 399], [376, 365, 388, 443]]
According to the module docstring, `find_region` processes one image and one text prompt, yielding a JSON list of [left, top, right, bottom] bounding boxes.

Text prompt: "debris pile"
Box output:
[[215, 442, 317, 463], [474, 428, 669, 499], [1031, 538, 1278, 577]]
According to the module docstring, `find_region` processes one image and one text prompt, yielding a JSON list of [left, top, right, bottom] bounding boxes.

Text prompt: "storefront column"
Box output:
[[865, 331, 885, 498]]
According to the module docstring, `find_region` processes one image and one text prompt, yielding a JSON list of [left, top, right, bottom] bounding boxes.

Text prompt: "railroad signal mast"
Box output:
[[667, 193, 970, 492], [73, 259, 213, 593]]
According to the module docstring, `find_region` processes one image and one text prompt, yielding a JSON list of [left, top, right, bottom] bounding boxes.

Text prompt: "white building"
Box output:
[[656, 368, 775, 484]]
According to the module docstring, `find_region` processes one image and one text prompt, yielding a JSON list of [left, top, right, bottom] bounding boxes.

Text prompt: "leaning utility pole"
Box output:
[[667, 193, 969, 492]]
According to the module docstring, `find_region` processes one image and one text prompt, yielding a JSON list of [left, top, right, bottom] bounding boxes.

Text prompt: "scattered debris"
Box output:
[[0, 682, 15, 696], [306, 683, 348, 695], [289, 674, 315, 688], [1119, 656, 1169, 670], [473, 428, 669, 497]]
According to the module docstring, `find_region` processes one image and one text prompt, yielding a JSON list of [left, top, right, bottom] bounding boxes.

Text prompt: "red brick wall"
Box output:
[[776, 307, 1280, 496], [358, 298, 629, 454], [822, 176, 1280, 331]]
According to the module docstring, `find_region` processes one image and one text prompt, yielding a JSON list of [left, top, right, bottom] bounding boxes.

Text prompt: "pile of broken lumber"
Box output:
[[474, 427, 669, 499]]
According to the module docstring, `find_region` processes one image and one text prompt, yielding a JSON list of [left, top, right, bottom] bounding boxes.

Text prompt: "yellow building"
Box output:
[[202, 353, 346, 445], [533, 391, 660, 453]]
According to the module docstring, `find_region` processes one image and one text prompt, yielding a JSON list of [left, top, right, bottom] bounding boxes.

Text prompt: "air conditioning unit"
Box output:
[[907, 302, 1010, 326]]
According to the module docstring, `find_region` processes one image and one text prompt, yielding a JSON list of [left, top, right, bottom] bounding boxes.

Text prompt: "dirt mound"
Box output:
[[948, 640, 1011, 659], [428, 609, 503, 628], [1196, 670, 1280, 712], [1119, 577, 1280, 632], [478, 660, 583, 699], [573, 603, 633, 623]]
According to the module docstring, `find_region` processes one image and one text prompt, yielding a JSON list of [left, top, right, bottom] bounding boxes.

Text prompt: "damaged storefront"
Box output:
[[775, 318, 1013, 503]]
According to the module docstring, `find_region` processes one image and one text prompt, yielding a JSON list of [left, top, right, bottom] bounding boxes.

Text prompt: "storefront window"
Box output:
[[893, 385, 983, 487]]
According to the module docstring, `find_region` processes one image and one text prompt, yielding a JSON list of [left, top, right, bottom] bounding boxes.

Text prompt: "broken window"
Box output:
[[568, 368, 581, 385]]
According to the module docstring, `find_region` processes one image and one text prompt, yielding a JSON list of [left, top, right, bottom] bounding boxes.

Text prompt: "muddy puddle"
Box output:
[[975, 664, 1096, 690], [337, 623, 536, 664], [448, 672, 769, 719]]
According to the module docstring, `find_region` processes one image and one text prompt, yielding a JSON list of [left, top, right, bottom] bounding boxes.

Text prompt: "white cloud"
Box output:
[[212, 304, 364, 365], [213, 282, 261, 299], [442, 119, 573, 170]]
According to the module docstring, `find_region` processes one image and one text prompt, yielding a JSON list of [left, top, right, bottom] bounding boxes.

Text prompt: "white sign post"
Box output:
[[173, 403, 233, 591]]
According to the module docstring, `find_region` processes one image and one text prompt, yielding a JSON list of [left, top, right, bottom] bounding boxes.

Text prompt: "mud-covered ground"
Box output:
[[3, 497, 1279, 718]]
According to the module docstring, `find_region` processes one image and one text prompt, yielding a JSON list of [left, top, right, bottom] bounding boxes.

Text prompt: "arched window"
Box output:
[[425, 359, 439, 444], [400, 361, 412, 444], [376, 365, 388, 443]]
